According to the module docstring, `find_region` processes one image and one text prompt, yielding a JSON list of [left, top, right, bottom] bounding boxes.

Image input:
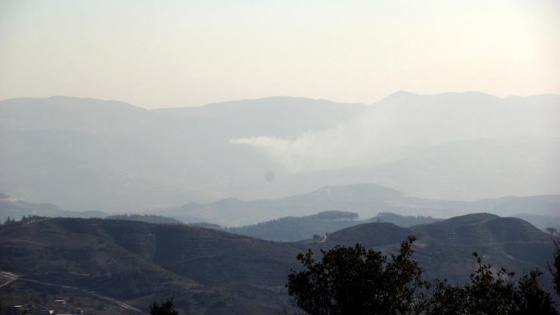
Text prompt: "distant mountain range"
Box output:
[[1, 92, 559, 216], [0, 192, 106, 221], [3, 185, 560, 233], [226, 211, 441, 242], [0, 96, 363, 212], [161, 183, 560, 226], [0, 213, 556, 314]]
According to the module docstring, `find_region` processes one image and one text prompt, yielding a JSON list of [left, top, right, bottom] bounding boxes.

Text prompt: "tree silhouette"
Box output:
[[551, 238, 560, 298], [287, 236, 428, 315], [427, 253, 557, 315], [288, 240, 558, 315], [149, 297, 179, 315]]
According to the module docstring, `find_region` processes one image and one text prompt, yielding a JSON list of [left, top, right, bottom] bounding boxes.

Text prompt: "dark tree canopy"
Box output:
[[430, 238, 560, 315], [149, 297, 179, 315], [551, 238, 560, 298], [288, 238, 558, 315], [427, 253, 557, 315], [515, 269, 558, 315], [287, 236, 428, 315]]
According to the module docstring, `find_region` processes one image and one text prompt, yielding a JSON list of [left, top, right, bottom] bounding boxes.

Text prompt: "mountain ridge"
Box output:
[[161, 183, 560, 226], [1, 92, 559, 213], [3, 91, 559, 109]]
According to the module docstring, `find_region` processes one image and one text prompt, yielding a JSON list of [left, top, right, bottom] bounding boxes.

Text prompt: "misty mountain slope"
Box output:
[[164, 183, 408, 226], [0, 193, 65, 221], [0, 96, 364, 211], [1, 92, 559, 214], [374, 92, 560, 142], [235, 92, 560, 168], [163, 182, 560, 227], [0, 96, 148, 132], [363, 138, 560, 200], [3, 186, 558, 235], [512, 213, 560, 231], [491, 194, 560, 217], [0, 193, 106, 223], [233, 92, 560, 200], [152, 96, 366, 139]]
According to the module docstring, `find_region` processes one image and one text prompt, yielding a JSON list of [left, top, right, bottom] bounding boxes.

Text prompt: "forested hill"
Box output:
[[0, 217, 303, 314], [0, 213, 556, 314], [318, 213, 555, 283]]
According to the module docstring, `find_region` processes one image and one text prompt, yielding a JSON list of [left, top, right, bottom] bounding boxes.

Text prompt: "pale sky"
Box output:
[[1, 0, 559, 109]]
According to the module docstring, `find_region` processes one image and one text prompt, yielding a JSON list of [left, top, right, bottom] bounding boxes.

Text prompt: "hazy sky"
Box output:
[[1, 0, 559, 109]]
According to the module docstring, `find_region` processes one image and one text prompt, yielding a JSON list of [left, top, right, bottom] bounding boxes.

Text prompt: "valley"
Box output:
[[2, 1, 559, 313], [1, 93, 559, 313]]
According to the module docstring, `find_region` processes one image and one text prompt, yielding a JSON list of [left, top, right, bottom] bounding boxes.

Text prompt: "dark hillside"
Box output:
[[368, 212, 441, 227], [300, 213, 555, 288], [148, 223, 301, 286], [106, 213, 183, 224], [228, 211, 360, 242], [410, 213, 555, 283], [0, 214, 556, 314], [492, 195, 560, 217], [0, 218, 303, 314], [0, 218, 183, 299], [325, 222, 411, 248]]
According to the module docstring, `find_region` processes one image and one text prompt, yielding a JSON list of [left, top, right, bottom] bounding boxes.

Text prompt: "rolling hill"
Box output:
[[0, 217, 303, 314], [0, 214, 557, 314], [226, 210, 441, 242], [226, 211, 361, 242], [162, 183, 560, 226], [309, 213, 556, 285]]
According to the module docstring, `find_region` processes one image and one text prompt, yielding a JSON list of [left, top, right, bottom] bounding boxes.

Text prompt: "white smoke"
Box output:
[[231, 109, 402, 173], [231, 93, 560, 174]]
